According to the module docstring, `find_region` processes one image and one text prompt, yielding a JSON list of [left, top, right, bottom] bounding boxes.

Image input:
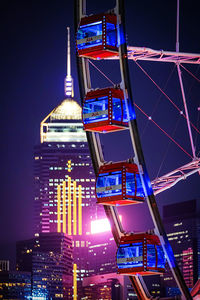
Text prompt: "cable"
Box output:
[[88, 59, 115, 86], [194, 111, 200, 155], [180, 64, 200, 84], [135, 61, 200, 136], [140, 64, 176, 137], [135, 103, 193, 159], [156, 116, 181, 178]]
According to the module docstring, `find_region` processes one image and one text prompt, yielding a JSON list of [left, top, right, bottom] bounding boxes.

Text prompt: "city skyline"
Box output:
[[0, 0, 199, 290]]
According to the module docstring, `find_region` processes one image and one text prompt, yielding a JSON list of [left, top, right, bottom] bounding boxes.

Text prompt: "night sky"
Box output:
[[0, 0, 199, 267]]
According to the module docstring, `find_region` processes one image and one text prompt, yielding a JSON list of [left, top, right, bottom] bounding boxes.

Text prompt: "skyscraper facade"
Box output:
[[0, 271, 31, 299], [33, 27, 118, 298], [0, 261, 9, 272], [34, 99, 99, 236], [16, 232, 73, 299], [162, 199, 200, 296]]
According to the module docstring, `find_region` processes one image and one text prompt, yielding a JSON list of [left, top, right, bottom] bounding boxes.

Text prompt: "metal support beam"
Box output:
[[152, 159, 200, 195], [107, 46, 200, 64]]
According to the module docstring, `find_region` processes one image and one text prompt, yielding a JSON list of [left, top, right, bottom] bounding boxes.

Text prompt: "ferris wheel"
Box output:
[[74, 0, 200, 299]]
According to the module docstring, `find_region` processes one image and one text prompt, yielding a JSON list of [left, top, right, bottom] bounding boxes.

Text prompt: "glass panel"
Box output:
[[135, 174, 145, 198], [83, 97, 108, 124], [122, 101, 129, 122], [157, 245, 165, 268], [77, 21, 102, 50], [117, 243, 143, 269], [112, 98, 122, 122], [147, 244, 156, 268], [126, 173, 145, 198], [126, 172, 136, 196], [106, 22, 117, 47], [96, 171, 122, 198]]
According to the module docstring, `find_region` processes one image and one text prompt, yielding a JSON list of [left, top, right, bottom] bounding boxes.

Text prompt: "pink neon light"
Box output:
[[91, 216, 122, 234]]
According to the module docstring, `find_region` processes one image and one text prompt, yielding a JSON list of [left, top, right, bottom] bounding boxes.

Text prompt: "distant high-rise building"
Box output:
[[33, 27, 105, 237], [82, 273, 136, 300], [34, 97, 108, 290], [16, 232, 73, 299], [88, 230, 117, 276], [0, 271, 31, 299], [33, 27, 110, 298], [162, 199, 200, 296], [34, 100, 99, 236], [83, 273, 122, 300], [0, 260, 9, 272]]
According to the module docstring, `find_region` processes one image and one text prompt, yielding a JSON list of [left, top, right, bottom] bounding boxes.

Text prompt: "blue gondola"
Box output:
[[96, 161, 145, 205], [117, 233, 165, 275], [82, 88, 129, 133], [76, 14, 118, 59]]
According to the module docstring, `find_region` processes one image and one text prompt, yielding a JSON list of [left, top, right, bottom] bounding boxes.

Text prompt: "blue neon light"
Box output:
[[126, 172, 145, 198], [143, 169, 153, 196], [106, 23, 117, 47], [128, 102, 136, 120], [164, 241, 176, 268], [147, 244, 156, 268], [157, 245, 166, 268], [112, 98, 122, 122], [147, 244, 165, 268]]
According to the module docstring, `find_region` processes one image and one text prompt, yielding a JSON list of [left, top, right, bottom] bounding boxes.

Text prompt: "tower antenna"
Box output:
[[65, 27, 74, 98]]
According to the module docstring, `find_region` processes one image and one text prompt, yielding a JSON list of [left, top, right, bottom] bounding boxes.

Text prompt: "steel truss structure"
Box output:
[[152, 159, 200, 195], [75, 0, 199, 299], [111, 46, 200, 64]]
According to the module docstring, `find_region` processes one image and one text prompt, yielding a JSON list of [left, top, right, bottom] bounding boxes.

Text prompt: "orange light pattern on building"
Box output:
[[67, 160, 72, 172], [68, 177, 72, 235], [62, 181, 66, 234], [56, 178, 83, 236], [57, 185, 61, 233], [73, 181, 77, 235], [73, 264, 77, 300], [78, 185, 82, 235]]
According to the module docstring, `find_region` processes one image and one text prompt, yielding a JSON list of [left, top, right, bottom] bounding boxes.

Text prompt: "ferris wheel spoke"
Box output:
[[152, 158, 200, 195]]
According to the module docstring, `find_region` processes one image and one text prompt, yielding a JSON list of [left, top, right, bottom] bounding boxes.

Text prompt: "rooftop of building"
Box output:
[[50, 98, 82, 121]]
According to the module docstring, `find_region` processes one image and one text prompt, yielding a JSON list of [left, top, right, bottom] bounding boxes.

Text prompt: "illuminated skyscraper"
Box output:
[[33, 28, 107, 297], [16, 232, 73, 299], [0, 261, 9, 272], [33, 26, 135, 300], [162, 199, 200, 296], [0, 271, 31, 299], [34, 100, 98, 236], [34, 28, 104, 237]]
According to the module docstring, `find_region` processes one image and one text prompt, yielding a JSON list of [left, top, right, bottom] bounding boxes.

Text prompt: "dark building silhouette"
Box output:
[[0, 271, 31, 299], [16, 232, 73, 299], [88, 233, 117, 276], [0, 261, 9, 272], [162, 199, 200, 296]]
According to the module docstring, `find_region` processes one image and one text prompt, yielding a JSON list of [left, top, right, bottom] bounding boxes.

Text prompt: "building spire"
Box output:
[[65, 27, 74, 98]]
